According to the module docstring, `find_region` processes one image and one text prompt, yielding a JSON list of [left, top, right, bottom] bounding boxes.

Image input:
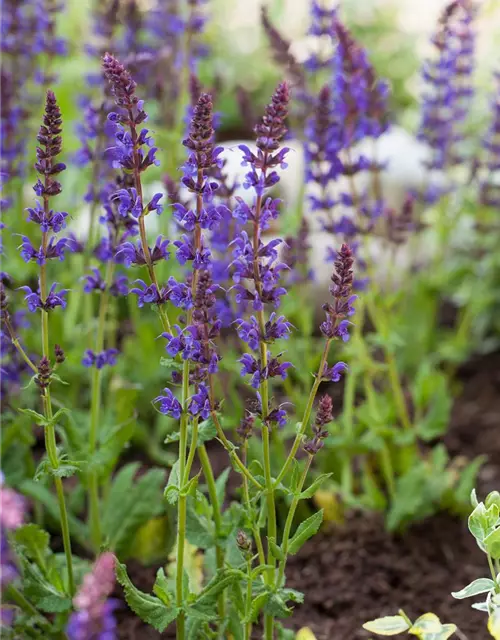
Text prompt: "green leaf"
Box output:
[[298, 473, 332, 499], [264, 592, 292, 619], [452, 578, 495, 599], [16, 555, 69, 611], [18, 408, 49, 425], [486, 492, 500, 510], [164, 461, 180, 505], [289, 460, 301, 493], [160, 357, 184, 371], [37, 595, 72, 612], [189, 569, 242, 619], [186, 503, 214, 549], [247, 591, 269, 622], [181, 473, 200, 498], [485, 527, 500, 560], [116, 562, 178, 631], [13, 524, 50, 568], [89, 418, 136, 474], [469, 502, 500, 551], [362, 615, 411, 635], [34, 457, 84, 481], [197, 417, 217, 445], [268, 537, 285, 561], [102, 464, 166, 556], [288, 510, 323, 555], [19, 480, 89, 549], [215, 468, 230, 506], [153, 568, 173, 606], [409, 612, 456, 639]]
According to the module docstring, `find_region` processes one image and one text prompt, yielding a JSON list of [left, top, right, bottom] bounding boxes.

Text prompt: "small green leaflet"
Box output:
[[362, 615, 410, 635], [288, 509, 323, 555], [451, 578, 495, 599]]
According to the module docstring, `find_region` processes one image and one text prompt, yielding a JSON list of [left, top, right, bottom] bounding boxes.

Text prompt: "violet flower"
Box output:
[[479, 70, 500, 207], [418, 0, 476, 176], [19, 91, 74, 314], [81, 349, 119, 370]]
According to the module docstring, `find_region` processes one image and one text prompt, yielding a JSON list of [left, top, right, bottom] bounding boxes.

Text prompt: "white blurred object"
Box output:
[[70, 126, 448, 298]]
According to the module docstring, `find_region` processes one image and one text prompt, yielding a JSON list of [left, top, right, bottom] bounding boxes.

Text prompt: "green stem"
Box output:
[[40, 246, 75, 596], [365, 378, 395, 499], [176, 490, 187, 640], [366, 295, 411, 431], [275, 339, 332, 487], [87, 261, 115, 550], [276, 456, 313, 587], [262, 424, 276, 639], [241, 441, 266, 566], [488, 554, 499, 591], [244, 554, 253, 640], [198, 444, 226, 623], [211, 411, 263, 490], [341, 367, 357, 498], [176, 359, 190, 640]]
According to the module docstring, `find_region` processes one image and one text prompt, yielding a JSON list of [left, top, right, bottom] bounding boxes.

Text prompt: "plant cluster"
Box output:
[[1, 0, 500, 639]]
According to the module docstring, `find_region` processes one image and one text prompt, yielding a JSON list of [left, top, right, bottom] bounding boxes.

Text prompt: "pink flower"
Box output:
[[0, 476, 25, 530], [73, 553, 116, 617]]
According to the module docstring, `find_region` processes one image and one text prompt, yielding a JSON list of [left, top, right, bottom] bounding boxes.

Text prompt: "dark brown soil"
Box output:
[[116, 352, 500, 639]]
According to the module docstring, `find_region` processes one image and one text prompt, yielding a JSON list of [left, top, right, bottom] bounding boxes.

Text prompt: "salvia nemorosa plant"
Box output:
[[2, 1, 500, 639]]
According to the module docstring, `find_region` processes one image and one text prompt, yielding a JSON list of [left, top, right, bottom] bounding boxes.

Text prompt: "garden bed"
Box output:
[[114, 351, 500, 639]]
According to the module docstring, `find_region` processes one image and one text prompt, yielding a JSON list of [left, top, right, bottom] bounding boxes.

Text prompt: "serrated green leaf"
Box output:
[[189, 568, 241, 620], [16, 555, 68, 610], [164, 431, 181, 445], [13, 524, 50, 569], [186, 504, 214, 549], [153, 568, 173, 606], [18, 408, 49, 425], [264, 592, 292, 618], [288, 510, 323, 555], [116, 562, 178, 631], [452, 578, 495, 599], [197, 418, 217, 445], [160, 357, 184, 371], [19, 480, 89, 549], [362, 615, 411, 635], [102, 464, 166, 556], [37, 595, 72, 612], [247, 591, 270, 623], [298, 473, 333, 499], [181, 473, 200, 498]]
